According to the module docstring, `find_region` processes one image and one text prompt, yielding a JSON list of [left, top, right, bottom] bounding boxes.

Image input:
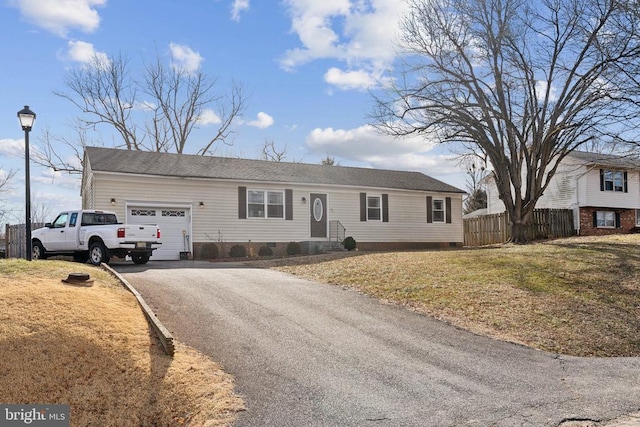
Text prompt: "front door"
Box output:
[[310, 193, 327, 238]]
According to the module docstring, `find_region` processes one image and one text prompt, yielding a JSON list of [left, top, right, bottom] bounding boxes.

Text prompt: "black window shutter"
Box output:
[[285, 189, 293, 220], [615, 212, 621, 228], [238, 186, 247, 219], [382, 194, 389, 222], [624, 172, 628, 193], [600, 169, 604, 191], [360, 193, 367, 221], [426, 196, 433, 223], [445, 197, 452, 224], [592, 211, 598, 227]]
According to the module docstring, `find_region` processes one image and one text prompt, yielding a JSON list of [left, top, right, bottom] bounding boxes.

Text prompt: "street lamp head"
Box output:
[[17, 105, 36, 131]]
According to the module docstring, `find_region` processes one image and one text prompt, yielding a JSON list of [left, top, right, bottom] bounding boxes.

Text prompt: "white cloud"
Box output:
[[305, 124, 461, 175], [64, 40, 109, 66], [169, 43, 203, 74], [198, 109, 222, 125], [11, 0, 106, 37], [0, 139, 25, 158], [247, 112, 274, 129], [535, 80, 559, 103], [231, 0, 249, 21], [324, 67, 377, 91], [280, 0, 407, 89]]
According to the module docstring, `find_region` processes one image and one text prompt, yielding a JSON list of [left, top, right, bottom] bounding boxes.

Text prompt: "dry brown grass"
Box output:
[[0, 259, 244, 426], [272, 234, 640, 357]]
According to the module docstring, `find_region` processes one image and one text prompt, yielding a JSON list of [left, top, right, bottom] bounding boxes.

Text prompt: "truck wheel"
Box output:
[[131, 253, 150, 265], [89, 242, 109, 266], [32, 241, 47, 260]]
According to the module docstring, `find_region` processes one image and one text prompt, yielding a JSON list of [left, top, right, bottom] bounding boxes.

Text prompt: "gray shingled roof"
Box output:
[[85, 146, 465, 193], [568, 150, 640, 169]]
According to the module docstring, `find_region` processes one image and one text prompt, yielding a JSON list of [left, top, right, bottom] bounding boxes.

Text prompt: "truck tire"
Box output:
[[89, 242, 109, 266], [131, 253, 150, 265], [32, 241, 47, 260]]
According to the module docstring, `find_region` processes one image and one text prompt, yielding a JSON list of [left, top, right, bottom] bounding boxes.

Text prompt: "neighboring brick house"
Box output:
[[485, 151, 640, 236]]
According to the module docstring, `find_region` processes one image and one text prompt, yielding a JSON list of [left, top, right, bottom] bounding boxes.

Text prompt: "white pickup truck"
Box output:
[[31, 210, 161, 265]]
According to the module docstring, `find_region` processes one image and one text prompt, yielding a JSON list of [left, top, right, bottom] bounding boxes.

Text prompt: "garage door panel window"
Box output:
[[248, 190, 284, 219], [131, 209, 157, 217], [162, 210, 186, 217]]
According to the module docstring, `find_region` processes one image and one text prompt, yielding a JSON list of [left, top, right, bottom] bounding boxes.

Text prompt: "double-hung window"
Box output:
[[601, 169, 627, 192], [248, 190, 284, 219], [367, 196, 382, 221], [432, 199, 445, 222], [596, 211, 615, 228]]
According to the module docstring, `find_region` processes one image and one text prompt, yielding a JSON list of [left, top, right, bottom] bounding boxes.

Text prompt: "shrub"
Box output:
[[286, 241, 301, 256], [200, 243, 219, 259], [258, 246, 273, 257], [343, 236, 357, 251], [229, 244, 247, 258]]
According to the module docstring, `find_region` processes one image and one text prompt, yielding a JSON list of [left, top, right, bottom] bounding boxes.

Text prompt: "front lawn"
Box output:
[[0, 260, 243, 426], [274, 235, 640, 357]]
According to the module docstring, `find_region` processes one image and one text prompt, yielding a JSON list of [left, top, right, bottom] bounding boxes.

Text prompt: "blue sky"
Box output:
[[0, 0, 466, 223]]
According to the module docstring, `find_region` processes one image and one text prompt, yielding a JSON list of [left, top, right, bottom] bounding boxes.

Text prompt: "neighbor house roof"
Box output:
[[568, 151, 640, 169], [85, 146, 465, 193]]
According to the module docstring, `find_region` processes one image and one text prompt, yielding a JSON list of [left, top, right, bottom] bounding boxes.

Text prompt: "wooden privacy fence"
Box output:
[[4, 223, 45, 259], [463, 209, 574, 246]]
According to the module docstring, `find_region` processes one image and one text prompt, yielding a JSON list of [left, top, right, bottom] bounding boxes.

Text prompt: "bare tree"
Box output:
[[463, 162, 488, 215], [373, 0, 640, 242], [321, 156, 338, 165], [30, 202, 52, 224], [0, 168, 17, 223], [260, 140, 289, 162], [44, 51, 247, 173], [33, 123, 99, 173]]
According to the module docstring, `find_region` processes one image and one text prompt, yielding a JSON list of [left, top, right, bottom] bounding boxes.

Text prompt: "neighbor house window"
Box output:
[[367, 196, 382, 221], [636, 209, 640, 227], [432, 199, 445, 222], [248, 190, 284, 218], [596, 211, 615, 228], [600, 169, 627, 192]]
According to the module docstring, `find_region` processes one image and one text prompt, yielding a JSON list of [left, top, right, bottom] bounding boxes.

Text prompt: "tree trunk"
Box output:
[[510, 221, 528, 244]]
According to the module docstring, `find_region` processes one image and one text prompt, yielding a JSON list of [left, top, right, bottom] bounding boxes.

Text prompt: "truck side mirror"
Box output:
[[45, 223, 52, 228]]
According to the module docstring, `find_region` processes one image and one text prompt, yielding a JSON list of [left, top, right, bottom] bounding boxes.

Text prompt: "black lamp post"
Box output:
[[17, 106, 36, 261]]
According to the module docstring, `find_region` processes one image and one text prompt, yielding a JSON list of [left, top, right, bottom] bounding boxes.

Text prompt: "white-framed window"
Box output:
[[433, 198, 445, 222], [367, 196, 382, 221], [596, 211, 615, 228], [602, 169, 626, 192], [248, 190, 284, 219]]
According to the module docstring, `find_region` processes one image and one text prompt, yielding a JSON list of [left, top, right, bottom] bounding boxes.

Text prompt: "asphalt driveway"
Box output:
[[116, 260, 640, 426]]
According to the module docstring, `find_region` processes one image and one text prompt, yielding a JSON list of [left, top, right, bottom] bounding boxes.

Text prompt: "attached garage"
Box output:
[[127, 206, 191, 260]]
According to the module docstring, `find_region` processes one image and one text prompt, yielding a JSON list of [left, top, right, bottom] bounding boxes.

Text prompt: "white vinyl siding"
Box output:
[[85, 171, 464, 244]]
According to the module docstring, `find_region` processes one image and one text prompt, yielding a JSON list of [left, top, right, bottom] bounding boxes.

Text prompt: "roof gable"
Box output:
[[84, 147, 465, 193]]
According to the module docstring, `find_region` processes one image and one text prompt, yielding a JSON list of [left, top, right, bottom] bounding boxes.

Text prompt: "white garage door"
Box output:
[[127, 207, 191, 261]]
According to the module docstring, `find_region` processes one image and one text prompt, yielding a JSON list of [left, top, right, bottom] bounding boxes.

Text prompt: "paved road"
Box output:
[[116, 261, 640, 427]]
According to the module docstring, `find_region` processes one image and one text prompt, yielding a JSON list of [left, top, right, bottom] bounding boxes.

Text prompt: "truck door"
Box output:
[[64, 212, 79, 250], [46, 212, 70, 250]]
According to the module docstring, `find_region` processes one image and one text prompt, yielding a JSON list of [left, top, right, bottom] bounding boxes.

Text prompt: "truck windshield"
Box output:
[[81, 213, 118, 225]]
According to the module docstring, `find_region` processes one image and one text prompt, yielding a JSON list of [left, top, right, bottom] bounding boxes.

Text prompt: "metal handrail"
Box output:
[[329, 220, 346, 242]]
